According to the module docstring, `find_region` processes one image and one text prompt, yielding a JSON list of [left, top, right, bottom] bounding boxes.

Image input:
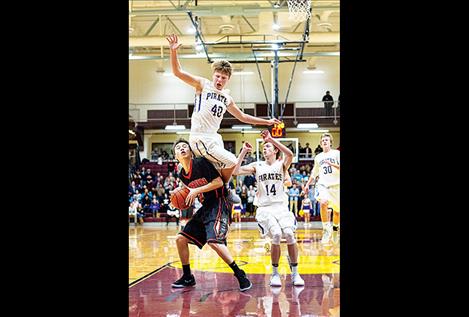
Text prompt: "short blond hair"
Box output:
[[211, 59, 232, 78], [321, 133, 333, 144]]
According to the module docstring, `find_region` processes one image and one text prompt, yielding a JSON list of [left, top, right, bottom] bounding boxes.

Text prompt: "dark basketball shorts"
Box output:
[[179, 198, 231, 249]]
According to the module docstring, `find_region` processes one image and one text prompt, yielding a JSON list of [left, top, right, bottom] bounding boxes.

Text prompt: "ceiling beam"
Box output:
[[129, 51, 339, 61], [144, 17, 160, 36], [165, 16, 182, 35], [130, 4, 339, 17], [241, 15, 256, 32], [130, 32, 339, 47]]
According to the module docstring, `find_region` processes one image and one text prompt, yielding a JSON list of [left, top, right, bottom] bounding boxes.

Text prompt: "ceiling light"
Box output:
[[241, 130, 262, 134], [129, 55, 150, 60], [309, 129, 329, 133], [176, 131, 191, 134], [297, 123, 318, 129], [165, 125, 186, 130], [272, 23, 280, 30], [303, 70, 324, 74], [232, 125, 252, 130]]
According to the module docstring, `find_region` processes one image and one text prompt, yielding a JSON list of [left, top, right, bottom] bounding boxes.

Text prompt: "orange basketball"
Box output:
[[170, 187, 190, 210]]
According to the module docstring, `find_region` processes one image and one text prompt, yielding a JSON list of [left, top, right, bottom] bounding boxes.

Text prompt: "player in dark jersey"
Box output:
[[170, 138, 252, 291]]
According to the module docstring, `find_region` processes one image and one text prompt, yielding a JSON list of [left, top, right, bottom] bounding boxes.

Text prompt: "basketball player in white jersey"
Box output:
[[233, 130, 305, 287], [302, 133, 340, 244], [166, 34, 280, 199]]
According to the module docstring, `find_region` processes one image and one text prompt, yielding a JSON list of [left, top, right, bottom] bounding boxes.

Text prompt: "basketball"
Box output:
[[170, 187, 190, 210]]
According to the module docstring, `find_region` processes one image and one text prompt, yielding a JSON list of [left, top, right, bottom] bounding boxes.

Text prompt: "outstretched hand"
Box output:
[[267, 118, 282, 126], [166, 34, 182, 50], [243, 142, 253, 152]]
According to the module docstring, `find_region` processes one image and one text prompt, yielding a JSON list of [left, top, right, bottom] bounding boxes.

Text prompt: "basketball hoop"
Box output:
[[287, 0, 312, 22]]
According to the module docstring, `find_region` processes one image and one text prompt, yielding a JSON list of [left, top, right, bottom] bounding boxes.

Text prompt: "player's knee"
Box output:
[[283, 228, 296, 244], [176, 234, 188, 245], [271, 228, 282, 245], [225, 158, 237, 169], [208, 242, 224, 252]]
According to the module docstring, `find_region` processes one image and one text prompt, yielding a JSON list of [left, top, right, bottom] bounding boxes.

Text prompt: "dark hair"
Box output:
[[172, 138, 191, 153]]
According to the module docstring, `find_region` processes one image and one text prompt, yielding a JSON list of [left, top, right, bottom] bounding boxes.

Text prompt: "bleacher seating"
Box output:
[[139, 162, 177, 180]]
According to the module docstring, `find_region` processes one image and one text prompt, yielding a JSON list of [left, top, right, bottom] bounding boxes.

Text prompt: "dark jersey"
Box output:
[[177, 157, 224, 206]]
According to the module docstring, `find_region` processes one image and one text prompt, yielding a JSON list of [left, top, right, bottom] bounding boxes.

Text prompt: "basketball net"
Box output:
[[287, 0, 312, 22]]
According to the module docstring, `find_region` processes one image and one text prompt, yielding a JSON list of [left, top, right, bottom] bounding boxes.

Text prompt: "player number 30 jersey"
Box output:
[[312, 149, 340, 187]]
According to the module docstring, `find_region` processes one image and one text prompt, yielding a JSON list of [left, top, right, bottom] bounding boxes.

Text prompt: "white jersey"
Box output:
[[191, 78, 233, 134], [253, 159, 288, 207], [312, 149, 340, 187]]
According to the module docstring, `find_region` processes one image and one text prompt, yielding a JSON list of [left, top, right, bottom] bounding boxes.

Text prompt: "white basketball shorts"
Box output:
[[189, 132, 237, 170], [255, 202, 297, 238], [316, 184, 340, 212]]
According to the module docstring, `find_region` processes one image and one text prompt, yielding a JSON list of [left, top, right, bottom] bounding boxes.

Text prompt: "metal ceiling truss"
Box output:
[[130, 2, 338, 17], [184, 4, 312, 120]]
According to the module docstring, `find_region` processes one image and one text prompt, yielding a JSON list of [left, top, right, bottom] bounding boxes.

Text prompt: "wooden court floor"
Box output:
[[129, 223, 340, 316]]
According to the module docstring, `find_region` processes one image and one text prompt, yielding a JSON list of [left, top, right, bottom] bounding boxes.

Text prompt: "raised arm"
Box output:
[[166, 34, 204, 92], [261, 130, 293, 169], [284, 169, 292, 187], [232, 142, 257, 176], [227, 101, 281, 126]]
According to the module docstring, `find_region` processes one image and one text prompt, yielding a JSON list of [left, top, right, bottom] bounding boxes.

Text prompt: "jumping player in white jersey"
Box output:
[[166, 34, 281, 200], [302, 133, 340, 244], [233, 130, 305, 287]]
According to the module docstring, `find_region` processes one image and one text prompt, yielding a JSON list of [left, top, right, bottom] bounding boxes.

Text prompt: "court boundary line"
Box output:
[[129, 263, 171, 288]]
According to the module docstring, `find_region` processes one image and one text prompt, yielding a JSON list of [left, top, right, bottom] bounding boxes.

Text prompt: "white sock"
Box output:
[[322, 222, 330, 231], [272, 265, 279, 275], [291, 265, 298, 275]]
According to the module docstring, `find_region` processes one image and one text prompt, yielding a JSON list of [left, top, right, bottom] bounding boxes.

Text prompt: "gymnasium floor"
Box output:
[[129, 222, 340, 316]]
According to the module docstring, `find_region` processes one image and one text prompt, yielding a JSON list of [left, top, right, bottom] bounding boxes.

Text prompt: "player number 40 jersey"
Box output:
[[191, 79, 233, 134]]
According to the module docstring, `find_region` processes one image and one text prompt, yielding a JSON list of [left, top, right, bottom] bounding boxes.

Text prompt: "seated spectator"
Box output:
[[150, 197, 160, 218], [246, 185, 256, 217], [141, 194, 152, 216], [129, 200, 144, 224], [166, 205, 180, 226], [161, 193, 170, 214]]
